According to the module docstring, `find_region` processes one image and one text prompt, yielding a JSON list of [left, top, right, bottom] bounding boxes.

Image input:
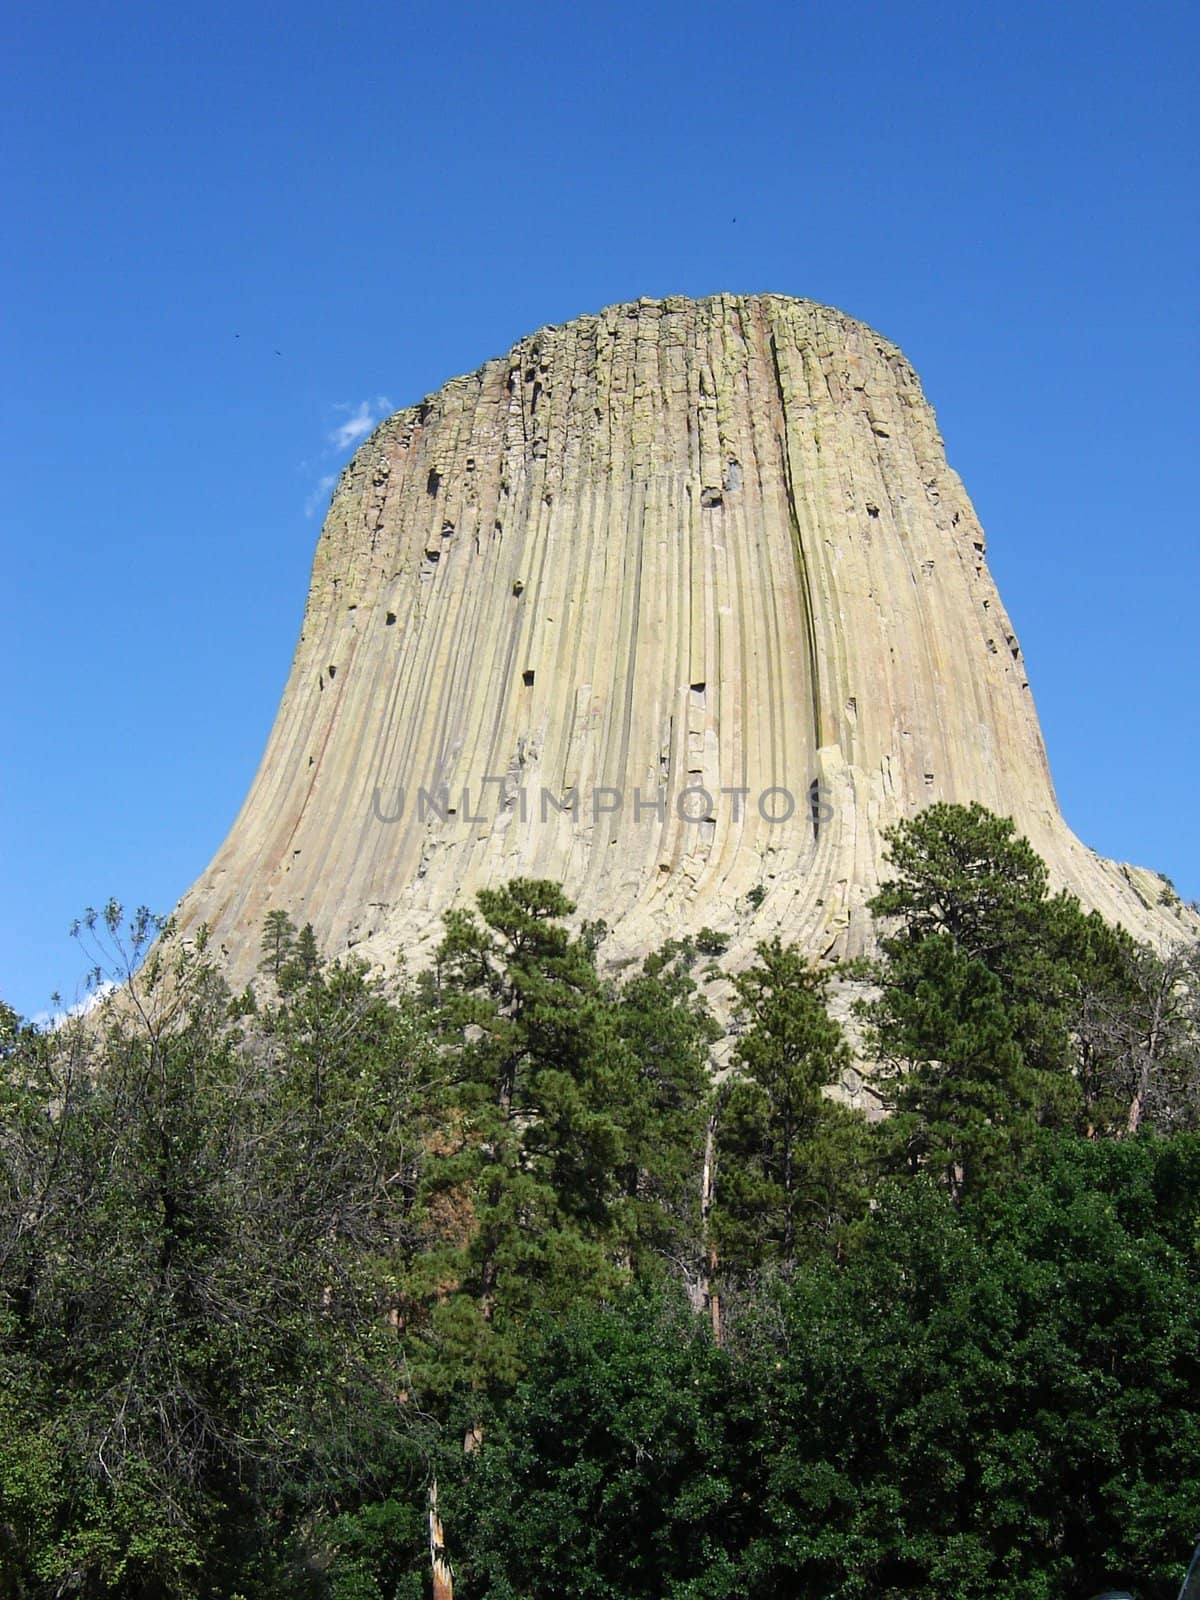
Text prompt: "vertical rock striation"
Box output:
[[174, 294, 1190, 982]]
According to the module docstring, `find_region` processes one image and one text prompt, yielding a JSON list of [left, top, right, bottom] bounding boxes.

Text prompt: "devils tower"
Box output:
[[173, 294, 1188, 983]]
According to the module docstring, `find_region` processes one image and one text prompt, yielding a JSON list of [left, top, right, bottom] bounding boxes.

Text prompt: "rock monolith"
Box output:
[[173, 294, 1190, 983]]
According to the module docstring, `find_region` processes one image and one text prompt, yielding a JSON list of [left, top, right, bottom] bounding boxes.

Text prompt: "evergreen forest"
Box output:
[[2, 806, 1199, 1599]]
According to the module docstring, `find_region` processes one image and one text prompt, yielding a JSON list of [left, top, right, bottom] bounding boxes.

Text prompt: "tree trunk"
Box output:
[[700, 1111, 722, 1345], [429, 1477, 453, 1600], [707, 1259, 722, 1345], [1127, 962, 1172, 1136], [782, 1111, 794, 1267]]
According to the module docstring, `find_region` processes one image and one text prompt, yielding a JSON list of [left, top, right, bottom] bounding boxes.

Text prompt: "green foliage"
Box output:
[[408, 880, 623, 1395], [863, 803, 1148, 1192], [324, 1496, 427, 1600], [713, 940, 870, 1273], [0, 910, 433, 1596], [280, 921, 322, 992], [869, 932, 1039, 1196], [257, 910, 323, 996], [408, 882, 716, 1398], [456, 1286, 745, 1600], [868, 801, 1051, 955], [3, 842, 1197, 1599], [259, 907, 298, 981], [607, 938, 718, 1275], [735, 1132, 1200, 1599], [871, 803, 1092, 1070], [406, 1133, 1200, 1600]]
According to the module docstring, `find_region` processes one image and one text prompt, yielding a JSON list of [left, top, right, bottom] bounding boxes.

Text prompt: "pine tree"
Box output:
[[867, 802, 1122, 1084], [871, 932, 1038, 1198], [410, 880, 624, 1395], [863, 804, 1130, 1191], [258, 907, 298, 981], [280, 920, 322, 991], [608, 940, 718, 1281], [711, 939, 869, 1276]]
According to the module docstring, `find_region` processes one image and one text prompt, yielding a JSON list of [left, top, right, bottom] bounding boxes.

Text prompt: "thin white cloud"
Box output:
[[328, 394, 393, 452], [305, 472, 337, 520], [304, 395, 394, 517], [32, 980, 119, 1031]]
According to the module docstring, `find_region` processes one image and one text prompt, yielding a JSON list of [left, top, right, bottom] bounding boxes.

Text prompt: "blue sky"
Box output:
[[2, 0, 1197, 1016]]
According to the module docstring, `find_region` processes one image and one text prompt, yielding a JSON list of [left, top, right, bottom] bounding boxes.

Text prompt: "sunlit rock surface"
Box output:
[[174, 294, 1192, 983]]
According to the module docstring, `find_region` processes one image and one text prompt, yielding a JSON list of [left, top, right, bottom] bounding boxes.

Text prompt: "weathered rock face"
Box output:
[[175, 294, 1190, 983]]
